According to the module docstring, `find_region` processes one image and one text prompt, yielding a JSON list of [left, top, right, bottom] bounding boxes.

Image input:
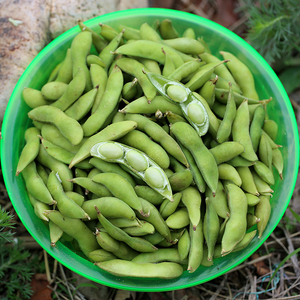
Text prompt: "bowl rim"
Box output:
[[1, 7, 299, 292]]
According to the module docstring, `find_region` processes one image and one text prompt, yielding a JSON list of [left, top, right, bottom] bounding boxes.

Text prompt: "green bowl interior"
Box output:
[[1, 8, 299, 292]]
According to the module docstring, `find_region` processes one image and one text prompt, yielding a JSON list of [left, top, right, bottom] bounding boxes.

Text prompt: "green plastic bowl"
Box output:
[[1, 8, 299, 292]]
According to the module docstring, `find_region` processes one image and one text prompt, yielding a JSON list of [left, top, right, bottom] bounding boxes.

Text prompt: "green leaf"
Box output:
[[288, 206, 300, 223], [278, 66, 300, 94], [72, 282, 99, 296]]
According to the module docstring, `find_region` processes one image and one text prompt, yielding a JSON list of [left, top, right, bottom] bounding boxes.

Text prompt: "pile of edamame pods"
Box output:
[[16, 17, 284, 279]]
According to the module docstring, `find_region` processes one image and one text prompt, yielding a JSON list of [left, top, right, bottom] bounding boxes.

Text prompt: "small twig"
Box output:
[[43, 249, 51, 283], [59, 263, 74, 300], [209, 275, 227, 300]]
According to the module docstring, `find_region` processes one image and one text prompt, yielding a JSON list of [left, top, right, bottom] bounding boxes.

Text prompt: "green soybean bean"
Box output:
[[272, 148, 284, 179], [47, 171, 89, 219], [232, 100, 258, 162], [134, 186, 165, 205], [82, 66, 123, 137], [188, 220, 204, 273], [132, 248, 183, 264], [92, 172, 144, 215], [221, 183, 248, 255], [253, 161, 275, 186], [159, 19, 179, 39], [96, 209, 157, 253], [44, 210, 100, 257], [250, 105, 265, 152], [209, 142, 245, 165], [216, 82, 236, 143], [218, 163, 242, 186], [95, 229, 138, 260], [95, 259, 183, 279], [255, 195, 271, 238], [124, 113, 188, 167], [205, 180, 229, 219], [115, 40, 185, 68], [69, 120, 137, 168], [41, 82, 68, 101], [22, 87, 51, 108], [181, 186, 202, 230], [119, 95, 183, 117], [220, 51, 259, 100], [88, 249, 117, 263], [16, 127, 40, 176], [236, 166, 259, 196], [203, 197, 220, 261], [65, 86, 97, 121], [78, 21, 107, 53], [28, 105, 83, 146], [118, 129, 170, 170], [170, 121, 218, 195]]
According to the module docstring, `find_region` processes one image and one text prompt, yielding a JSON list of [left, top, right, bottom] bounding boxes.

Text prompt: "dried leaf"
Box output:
[[30, 274, 52, 300]]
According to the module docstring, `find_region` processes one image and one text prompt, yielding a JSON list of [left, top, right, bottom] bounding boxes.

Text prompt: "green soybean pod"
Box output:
[[232, 100, 258, 162], [54, 48, 73, 84], [221, 183, 248, 255], [95, 260, 183, 279], [251, 169, 274, 194], [136, 197, 172, 243], [255, 195, 271, 238], [134, 186, 165, 205], [159, 19, 179, 39], [162, 47, 176, 77], [124, 113, 188, 168], [44, 210, 100, 257], [216, 82, 236, 143], [28, 105, 84, 146], [81, 197, 136, 220], [250, 105, 266, 152], [37, 144, 73, 192], [169, 60, 205, 82], [89, 157, 136, 187], [178, 229, 190, 261], [132, 248, 183, 264], [198, 76, 218, 109], [69, 120, 138, 168], [272, 148, 284, 180], [118, 129, 170, 170], [159, 192, 182, 219], [209, 142, 245, 165], [168, 169, 194, 192], [170, 121, 218, 195], [163, 37, 204, 55], [78, 21, 107, 53], [71, 31, 93, 92], [22, 87, 51, 108], [166, 208, 190, 230], [16, 127, 40, 176], [220, 51, 259, 100], [41, 82, 68, 101], [188, 220, 204, 273], [88, 249, 117, 263], [82, 66, 123, 137], [218, 163, 242, 186], [181, 186, 202, 230], [47, 171, 90, 219], [263, 119, 278, 141], [203, 197, 220, 261], [96, 209, 157, 253], [258, 133, 273, 169], [236, 166, 259, 196], [123, 221, 155, 236], [253, 161, 275, 186], [47, 62, 61, 83], [119, 24, 140, 40], [28, 193, 50, 222], [92, 173, 144, 215]]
